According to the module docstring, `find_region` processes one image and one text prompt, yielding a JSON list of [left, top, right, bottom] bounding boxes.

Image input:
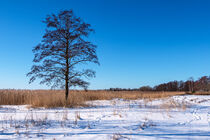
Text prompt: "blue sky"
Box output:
[[0, 0, 210, 89]]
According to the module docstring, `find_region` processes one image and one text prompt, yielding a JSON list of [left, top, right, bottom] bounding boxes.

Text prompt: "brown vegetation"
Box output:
[[190, 91, 210, 95], [0, 90, 188, 108]]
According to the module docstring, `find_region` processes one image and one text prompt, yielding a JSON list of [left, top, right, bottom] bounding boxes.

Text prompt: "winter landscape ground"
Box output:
[[0, 94, 209, 140]]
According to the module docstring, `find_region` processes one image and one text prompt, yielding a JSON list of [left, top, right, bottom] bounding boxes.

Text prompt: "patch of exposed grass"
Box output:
[[191, 91, 210, 95], [158, 97, 190, 111]]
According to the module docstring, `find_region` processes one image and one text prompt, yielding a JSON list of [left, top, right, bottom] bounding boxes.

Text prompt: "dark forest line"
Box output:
[[109, 76, 210, 93]]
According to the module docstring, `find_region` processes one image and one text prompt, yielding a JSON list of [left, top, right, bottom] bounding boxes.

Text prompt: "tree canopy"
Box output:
[[27, 10, 99, 99]]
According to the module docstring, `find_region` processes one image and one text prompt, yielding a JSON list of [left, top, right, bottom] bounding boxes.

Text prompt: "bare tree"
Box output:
[[188, 77, 194, 93], [27, 10, 99, 100]]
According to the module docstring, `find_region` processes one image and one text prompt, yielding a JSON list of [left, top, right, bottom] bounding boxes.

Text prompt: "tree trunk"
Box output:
[[65, 39, 69, 101], [65, 79, 69, 100]]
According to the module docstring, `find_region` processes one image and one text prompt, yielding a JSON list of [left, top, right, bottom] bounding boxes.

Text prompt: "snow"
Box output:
[[0, 95, 209, 139]]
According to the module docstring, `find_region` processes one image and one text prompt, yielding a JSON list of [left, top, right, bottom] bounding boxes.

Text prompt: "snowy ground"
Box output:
[[0, 95, 209, 140]]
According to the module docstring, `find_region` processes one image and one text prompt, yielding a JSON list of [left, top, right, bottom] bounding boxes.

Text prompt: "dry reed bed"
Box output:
[[0, 90, 186, 108], [191, 91, 210, 95]]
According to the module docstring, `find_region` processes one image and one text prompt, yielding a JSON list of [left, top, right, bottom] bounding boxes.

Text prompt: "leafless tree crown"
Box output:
[[27, 10, 99, 97]]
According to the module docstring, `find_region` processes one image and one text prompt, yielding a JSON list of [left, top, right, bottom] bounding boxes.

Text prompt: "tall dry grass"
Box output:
[[190, 91, 210, 95], [0, 90, 186, 108]]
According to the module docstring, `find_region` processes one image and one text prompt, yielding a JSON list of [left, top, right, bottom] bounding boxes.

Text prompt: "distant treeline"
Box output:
[[109, 76, 210, 92]]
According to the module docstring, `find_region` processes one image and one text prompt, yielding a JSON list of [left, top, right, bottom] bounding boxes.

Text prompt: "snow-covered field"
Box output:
[[0, 95, 209, 140]]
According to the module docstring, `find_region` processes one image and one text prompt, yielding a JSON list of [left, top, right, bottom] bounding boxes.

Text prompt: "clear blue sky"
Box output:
[[0, 0, 209, 89]]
